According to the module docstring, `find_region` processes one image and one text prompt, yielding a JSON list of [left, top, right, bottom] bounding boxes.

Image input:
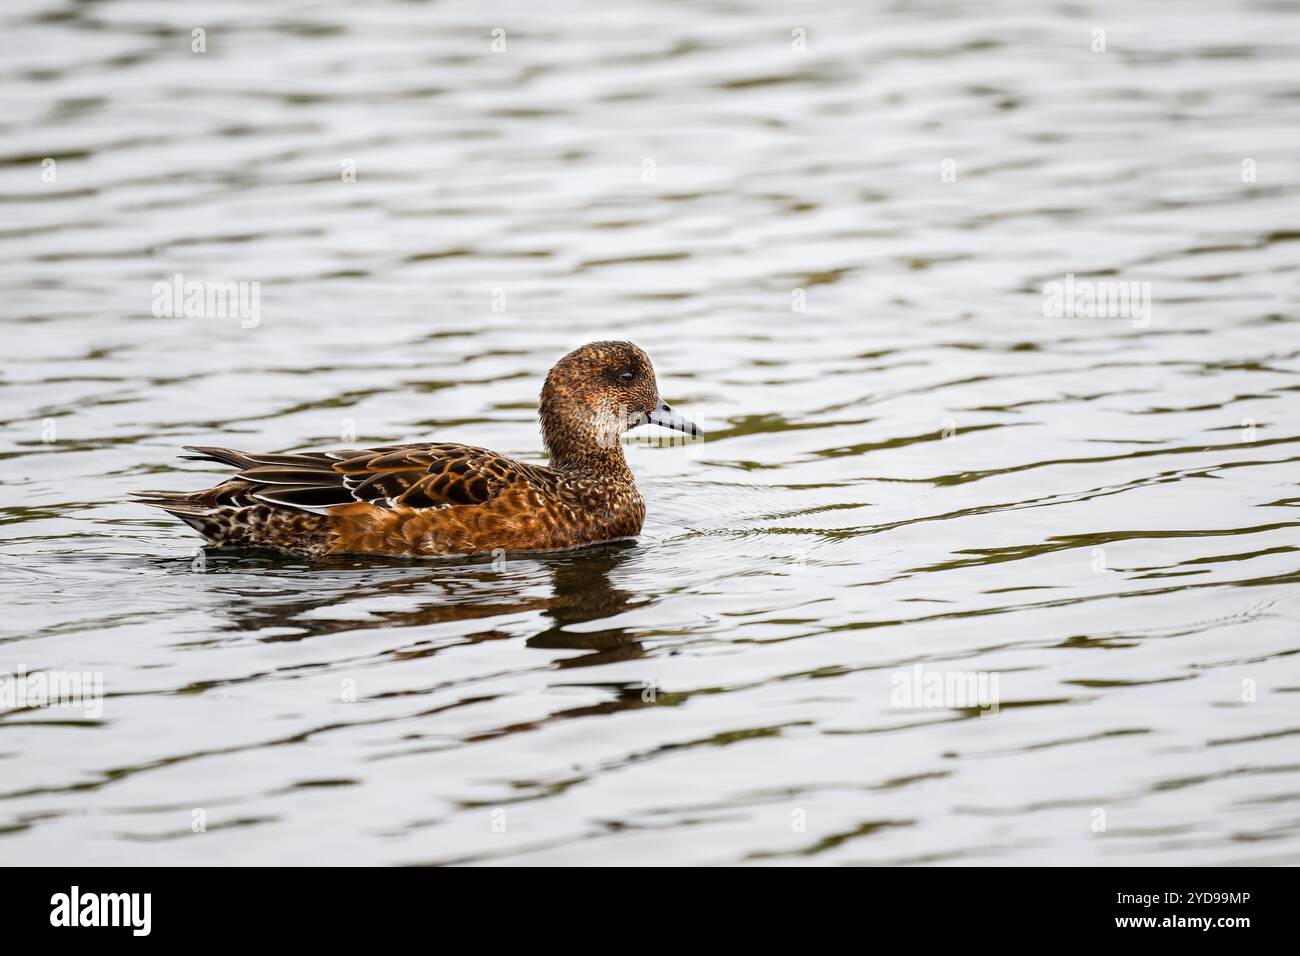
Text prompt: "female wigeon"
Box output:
[[135, 342, 701, 558]]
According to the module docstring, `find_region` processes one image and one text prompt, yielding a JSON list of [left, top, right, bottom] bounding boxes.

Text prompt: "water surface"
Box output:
[[2, 0, 1299, 865]]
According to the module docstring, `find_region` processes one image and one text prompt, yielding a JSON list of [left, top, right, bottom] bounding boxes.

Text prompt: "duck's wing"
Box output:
[[177, 443, 557, 513]]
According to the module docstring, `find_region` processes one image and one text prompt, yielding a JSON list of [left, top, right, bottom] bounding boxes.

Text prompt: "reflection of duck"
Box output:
[[135, 342, 700, 558], [196, 541, 649, 668], [527, 543, 649, 668]]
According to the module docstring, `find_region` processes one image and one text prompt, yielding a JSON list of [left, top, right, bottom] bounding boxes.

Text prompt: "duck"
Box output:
[[134, 341, 701, 558]]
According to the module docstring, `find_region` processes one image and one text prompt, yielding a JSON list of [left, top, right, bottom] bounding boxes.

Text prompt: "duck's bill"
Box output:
[[641, 400, 703, 439]]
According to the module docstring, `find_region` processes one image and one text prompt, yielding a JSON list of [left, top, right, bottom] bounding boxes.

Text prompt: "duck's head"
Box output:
[[540, 340, 701, 468]]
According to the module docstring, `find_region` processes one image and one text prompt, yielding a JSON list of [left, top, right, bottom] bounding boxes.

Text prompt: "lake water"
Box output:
[[2, 0, 1299, 865]]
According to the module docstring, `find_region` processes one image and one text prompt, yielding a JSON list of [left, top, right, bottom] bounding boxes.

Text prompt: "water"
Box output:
[[2, 0, 1299, 866]]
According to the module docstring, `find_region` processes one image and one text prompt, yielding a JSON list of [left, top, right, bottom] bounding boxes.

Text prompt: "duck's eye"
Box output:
[[619, 369, 635, 383]]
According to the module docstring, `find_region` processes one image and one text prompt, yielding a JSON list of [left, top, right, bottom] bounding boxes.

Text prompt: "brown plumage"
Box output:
[[134, 341, 702, 558]]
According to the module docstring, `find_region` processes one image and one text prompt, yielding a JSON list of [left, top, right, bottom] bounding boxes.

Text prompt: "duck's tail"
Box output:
[[134, 486, 333, 554], [131, 488, 239, 541], [133, 446, 347, 553]]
